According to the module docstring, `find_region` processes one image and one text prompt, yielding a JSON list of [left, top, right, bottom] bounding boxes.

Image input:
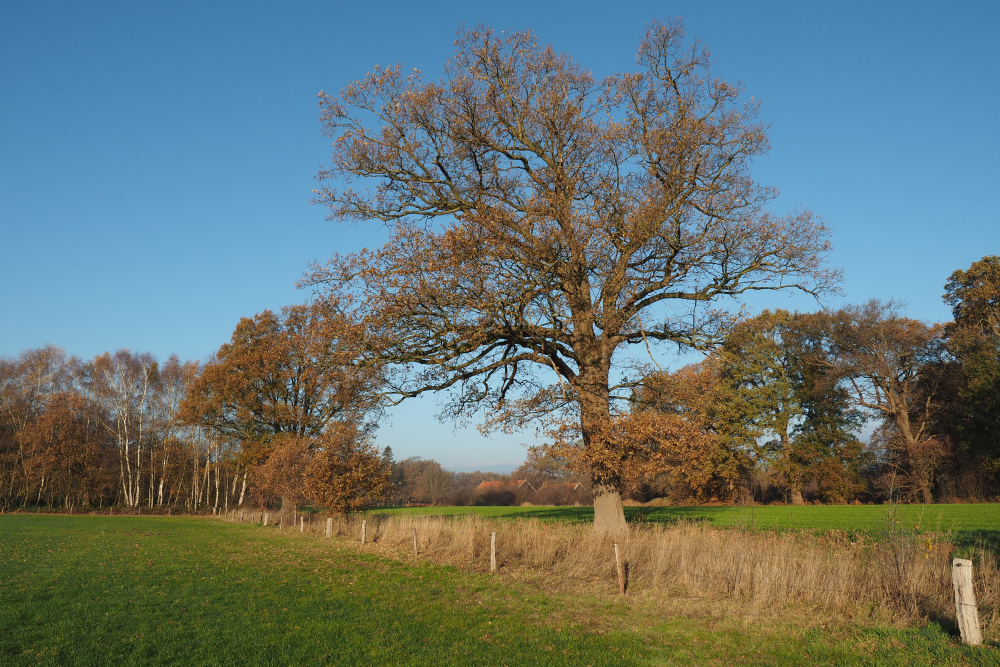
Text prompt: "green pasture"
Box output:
[[1, 515, 996, 666], [374, 504, 1000, 549]]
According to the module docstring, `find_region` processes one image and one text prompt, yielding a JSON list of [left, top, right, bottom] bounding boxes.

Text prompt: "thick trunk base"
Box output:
[[920, 486, 933, 504], [279, 496, 296, 527], [593, 487, 627, 533], [790, 489, 805, 506]]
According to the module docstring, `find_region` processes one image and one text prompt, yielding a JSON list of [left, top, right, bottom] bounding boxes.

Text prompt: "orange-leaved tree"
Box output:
[[307, 20, 836, 530], [180, 300, 384, 520], [631, 356, 748, 501], [304, 423, 392, 516]]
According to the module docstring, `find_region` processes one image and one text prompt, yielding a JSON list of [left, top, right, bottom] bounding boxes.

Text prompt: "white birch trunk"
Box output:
[[238, 471, 248, 506]]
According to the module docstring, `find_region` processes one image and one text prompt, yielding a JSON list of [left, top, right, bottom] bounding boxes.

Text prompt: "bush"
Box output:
[[436, 487, 475, 506], [472, 489, 517, 506]]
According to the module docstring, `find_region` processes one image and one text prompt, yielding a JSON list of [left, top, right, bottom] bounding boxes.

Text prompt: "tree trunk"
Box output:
[[238, 471, 247, 506], [920, 484, 933, 504], [213, 455, 220, 509], [279, 496, 295, 527], [579, 385, 627, 533], [593, 485, 627, 532], [897, 413, 936, 506], [780, 434, 805, 506]]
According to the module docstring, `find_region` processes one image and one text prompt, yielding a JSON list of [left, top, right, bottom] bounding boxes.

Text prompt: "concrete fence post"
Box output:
[[490, 532, 497, 573], [953, 558, 982, 645]]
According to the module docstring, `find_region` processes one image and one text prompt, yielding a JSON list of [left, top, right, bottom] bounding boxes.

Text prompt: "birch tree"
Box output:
[[94, 350, 158, 507]]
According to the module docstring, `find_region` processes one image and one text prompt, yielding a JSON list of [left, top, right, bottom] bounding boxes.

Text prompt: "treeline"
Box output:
[[0, 340, 585, 512], [0, 303, 390, 515], [3, 257, 998, 512], [604, 257, 1000, 506], [0, 348, 220, 511], [386, 449, 590, 506]]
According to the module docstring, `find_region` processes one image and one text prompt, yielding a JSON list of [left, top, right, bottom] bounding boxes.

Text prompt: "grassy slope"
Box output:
[[1, 516, 997, 666], [373, 504, 1000, 548]]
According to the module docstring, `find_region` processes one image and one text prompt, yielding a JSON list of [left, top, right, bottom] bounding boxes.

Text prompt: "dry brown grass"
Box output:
[[253, 511, 1000, 637]]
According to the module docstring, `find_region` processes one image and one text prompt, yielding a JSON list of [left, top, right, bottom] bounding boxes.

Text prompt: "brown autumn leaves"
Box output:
[[298, 21, 998, 523], [179, 302, 390, 518], [304, 20, 834, 529], [5, 20, 991, 524]]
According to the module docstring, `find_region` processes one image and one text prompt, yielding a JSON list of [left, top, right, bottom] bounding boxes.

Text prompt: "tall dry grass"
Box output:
[[265, 511, 999, 634]]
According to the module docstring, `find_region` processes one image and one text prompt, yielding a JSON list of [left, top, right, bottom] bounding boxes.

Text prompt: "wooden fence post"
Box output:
[[326, 517, 333, 539], [361, 521, 366, 544], [413, 528, 418, 556], [953, 558, 982, 646], [490, 532, 497, 573], [614, 544, 626, 595]]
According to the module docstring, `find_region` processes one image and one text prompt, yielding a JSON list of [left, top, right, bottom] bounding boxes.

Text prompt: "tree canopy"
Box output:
[[180, 301, 387, 517], [308, 20, 835, 530]]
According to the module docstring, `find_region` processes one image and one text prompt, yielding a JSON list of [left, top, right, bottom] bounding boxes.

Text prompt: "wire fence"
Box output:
[[214, 508, 997, 635]]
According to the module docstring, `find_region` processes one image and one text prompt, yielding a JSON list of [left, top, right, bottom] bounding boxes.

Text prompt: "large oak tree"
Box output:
[[309, 21, 836, 530]]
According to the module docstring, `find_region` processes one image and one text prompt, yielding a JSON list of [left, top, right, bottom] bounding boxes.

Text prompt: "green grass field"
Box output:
[[1, 515, 998, 665], [373, 504, 1000, 549]]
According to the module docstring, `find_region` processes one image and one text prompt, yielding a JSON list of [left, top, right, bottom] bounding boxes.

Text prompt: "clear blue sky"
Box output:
[[2, 1, 998, 471]]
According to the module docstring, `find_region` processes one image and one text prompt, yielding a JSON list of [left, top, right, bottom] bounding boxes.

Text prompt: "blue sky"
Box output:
[[2, 1, 998, 471]]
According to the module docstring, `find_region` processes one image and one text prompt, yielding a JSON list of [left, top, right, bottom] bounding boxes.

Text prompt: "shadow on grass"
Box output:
[[925, 613, 961, 640], [374, 504, 1000, 551], [950, 530, 1000, 553]]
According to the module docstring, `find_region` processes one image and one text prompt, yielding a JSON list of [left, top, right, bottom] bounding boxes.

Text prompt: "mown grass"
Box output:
[[373, 504, 1000, 550], [0, 515, 997, 666]]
